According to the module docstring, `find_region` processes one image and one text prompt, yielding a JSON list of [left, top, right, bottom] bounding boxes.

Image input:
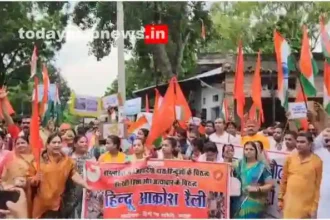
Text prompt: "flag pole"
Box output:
[[293, 54, 309, 110]]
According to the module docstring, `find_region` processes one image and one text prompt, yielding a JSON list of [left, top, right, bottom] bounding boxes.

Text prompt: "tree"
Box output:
[[104, 58, 155, 99], [0, 2, 70, 87], [73, 2, 213, 83], [7, 64, 71, 116], [206, 2, 330, 54]]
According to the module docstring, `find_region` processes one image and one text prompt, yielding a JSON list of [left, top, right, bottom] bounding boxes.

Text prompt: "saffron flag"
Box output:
[[299, 25, 318, 97], [30, 77, 41, 170], [323, 61, 330, 114], [295, 82, 308, 130], [274, 30, 292, 110], [251, 50, 264, 123], [320, 16, 330, 61], [30, 46, 38, 78], [233, 41, 245, 119], [145, 94, 150, 113], [174, 78, 192, 128], [154, 88, 163, 114], [146, 77, 176, 147]]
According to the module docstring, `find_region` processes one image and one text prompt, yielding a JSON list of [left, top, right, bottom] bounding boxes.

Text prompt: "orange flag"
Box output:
[[154, 88, 162, 115], [174, 78, 192, 129], [251, 50, 264, 124], [39, 64, 49, 117], [234, 41, 245, 119], [30, 77, 42, 170], [295, 83, 308, 131], [145, 94, 150, 113], [146, 77, 176, 147]]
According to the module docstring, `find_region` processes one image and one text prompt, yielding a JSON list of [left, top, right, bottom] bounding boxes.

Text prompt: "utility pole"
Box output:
[[117, 1, 126, 102]]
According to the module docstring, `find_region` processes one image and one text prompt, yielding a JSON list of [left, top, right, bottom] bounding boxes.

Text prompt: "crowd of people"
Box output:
[[0, 89, 329, 219]]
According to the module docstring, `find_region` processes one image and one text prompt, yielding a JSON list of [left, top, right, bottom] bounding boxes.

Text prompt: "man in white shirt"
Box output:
[[269, 125, 285, 151], [314, 130, 330, 218], [209, 118, 240, 153]]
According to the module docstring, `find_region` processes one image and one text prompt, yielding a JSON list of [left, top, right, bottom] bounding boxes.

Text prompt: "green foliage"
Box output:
[[62, 106, 80, 125], [7, 64, 71, 116], [207, 2, 330, 54], [73, 1, 213, 85], [0, 2, 70, 86], [104, 58, 150, 99]]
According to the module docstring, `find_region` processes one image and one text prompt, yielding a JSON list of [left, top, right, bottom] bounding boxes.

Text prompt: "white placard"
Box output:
[[102, 94, 119, 109], [288, 102, 307, 119]]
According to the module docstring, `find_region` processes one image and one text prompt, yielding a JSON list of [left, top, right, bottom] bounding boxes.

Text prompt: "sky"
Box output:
[[55, 23, 120, 97]]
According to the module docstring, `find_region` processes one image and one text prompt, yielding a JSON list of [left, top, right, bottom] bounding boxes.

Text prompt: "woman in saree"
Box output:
[[31, 133, 90, 219], [0, 131, 11, 175], [61, 134, 96, 218], [98, 135, 127, 163], [1, 135, 35, 218], [232, 141, 274, 218]]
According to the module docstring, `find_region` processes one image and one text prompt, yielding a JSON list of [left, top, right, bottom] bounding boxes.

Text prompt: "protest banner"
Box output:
[[69, 92, 102, 117], [85, 160, 230, 219]]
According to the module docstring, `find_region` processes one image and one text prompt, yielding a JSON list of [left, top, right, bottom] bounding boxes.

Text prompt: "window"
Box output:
[[201, 108, 207, 120], [213, 95, 219, 102], [211, 107, 220, 120], [203, 97, 206, 105]]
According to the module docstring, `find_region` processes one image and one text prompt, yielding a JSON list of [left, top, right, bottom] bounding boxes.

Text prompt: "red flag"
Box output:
[[234, 41, 245, 119], [146, 77, 176, 147], [145, 94, 150, 113], [30, 77, 41, 170]]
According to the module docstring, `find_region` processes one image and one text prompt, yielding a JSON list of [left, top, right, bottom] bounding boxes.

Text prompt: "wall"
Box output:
[[200, 83, 224, 120]]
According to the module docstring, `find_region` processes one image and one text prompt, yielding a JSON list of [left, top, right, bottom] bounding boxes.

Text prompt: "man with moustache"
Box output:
[[314, 129, 330, 218], [241, 119, 270, 150], [279, 132, 323, 218]]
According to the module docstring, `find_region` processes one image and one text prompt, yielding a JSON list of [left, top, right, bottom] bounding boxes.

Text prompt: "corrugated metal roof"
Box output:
[[133, 67, 223, 94]]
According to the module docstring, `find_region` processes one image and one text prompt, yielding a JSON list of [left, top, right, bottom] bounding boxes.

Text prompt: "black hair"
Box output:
[[175, 127, 187, 139], [191, 138, 204, 153], [164, 137, 179, 157], [226, 121, 237, 129], [139, 128, 149, 139], [107, 135, 121, 150], [203, 141, 218, 153], [77, 126, 87, 135], [222, 144, 234, 158], [0, 130, 5, 140], [74, 134, 87, 144], [46, 132, 62, 145], [297, 131, 314, 143], [285, 130, 298, 140], [73, 134, 88, 153], [206, 120, 215, 128], [244, 141, 258, 160], [16, 134, 30, 144]]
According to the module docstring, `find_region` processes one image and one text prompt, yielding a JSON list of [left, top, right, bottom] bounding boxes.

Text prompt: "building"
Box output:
[[133, 52, 326, 127]]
